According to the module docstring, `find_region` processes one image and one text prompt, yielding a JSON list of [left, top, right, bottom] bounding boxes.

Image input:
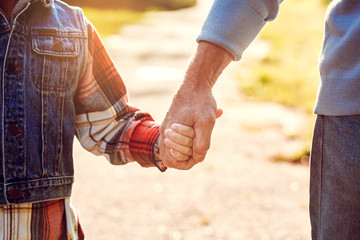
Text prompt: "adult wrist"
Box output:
[[183, 41, 233, 89]]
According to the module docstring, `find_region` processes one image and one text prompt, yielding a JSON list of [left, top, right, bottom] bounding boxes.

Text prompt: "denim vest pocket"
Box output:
[[31, 33, 80, 93], [29, 31, 82, 177]]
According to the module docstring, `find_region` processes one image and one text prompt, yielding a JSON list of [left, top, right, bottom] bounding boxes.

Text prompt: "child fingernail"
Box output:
[[164, 129, 171, 137]]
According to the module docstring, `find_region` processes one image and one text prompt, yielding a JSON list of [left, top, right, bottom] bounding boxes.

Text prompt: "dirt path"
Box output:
[[71, 1, 313, 239]]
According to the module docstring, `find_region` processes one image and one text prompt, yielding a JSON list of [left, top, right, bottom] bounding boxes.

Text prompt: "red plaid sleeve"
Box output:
[[74, 21, 165, 171], [129, 120, 166, 171]]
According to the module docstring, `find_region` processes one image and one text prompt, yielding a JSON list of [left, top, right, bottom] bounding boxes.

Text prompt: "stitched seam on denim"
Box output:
[[55, 69, 67, 174], [0, 10, 8, 25], [1, 27, 11, 205], [30, 32, 87, 37], [5, 176, 73, 186], [1, 1, 31, 205], [41, 56, 46, 177]]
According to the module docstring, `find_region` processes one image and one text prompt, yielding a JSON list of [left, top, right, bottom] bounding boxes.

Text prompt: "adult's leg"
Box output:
[[310, 115, 360, 240]]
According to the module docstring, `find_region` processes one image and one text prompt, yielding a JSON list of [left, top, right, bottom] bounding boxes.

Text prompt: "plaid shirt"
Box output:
[[0, 21, 166, 239], [0, 199, 83, 240], [75, 22, 166, 171]]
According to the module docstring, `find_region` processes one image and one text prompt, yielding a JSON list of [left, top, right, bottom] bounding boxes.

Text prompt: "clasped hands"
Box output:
[[159, 84, 222, 170], [159, 41, 233, 170]]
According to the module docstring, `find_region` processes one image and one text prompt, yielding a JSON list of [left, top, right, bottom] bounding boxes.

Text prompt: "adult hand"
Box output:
[[160, 82, 221, 170], [159, 41, 233, 170]]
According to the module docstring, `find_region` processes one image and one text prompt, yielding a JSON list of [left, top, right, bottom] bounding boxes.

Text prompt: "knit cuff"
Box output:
[[197, 0, 266, 61]]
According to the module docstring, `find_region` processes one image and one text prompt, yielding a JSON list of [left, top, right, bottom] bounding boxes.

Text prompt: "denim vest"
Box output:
[[0, 0, 87, 205]]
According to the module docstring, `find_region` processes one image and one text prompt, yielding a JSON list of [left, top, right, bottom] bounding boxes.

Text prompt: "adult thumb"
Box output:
[[192, 120, 215, 163]]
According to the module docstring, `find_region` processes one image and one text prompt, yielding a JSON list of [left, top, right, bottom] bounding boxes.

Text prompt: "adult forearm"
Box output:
[[159, 41, 232, 169], [183, 41, 233, 90]]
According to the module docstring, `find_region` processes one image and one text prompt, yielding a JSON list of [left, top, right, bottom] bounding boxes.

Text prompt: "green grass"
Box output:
[[83, 8, 145, 37], [238, 0, 327, 113]]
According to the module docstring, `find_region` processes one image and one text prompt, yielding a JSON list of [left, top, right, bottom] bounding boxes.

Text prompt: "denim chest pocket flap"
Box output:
[[30, 29, 84, 92], [32, 30, 80, 57]]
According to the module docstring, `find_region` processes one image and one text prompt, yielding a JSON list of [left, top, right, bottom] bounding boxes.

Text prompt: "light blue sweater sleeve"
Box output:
[[198, 0, 360, 116], [197, 0, 283, 60]]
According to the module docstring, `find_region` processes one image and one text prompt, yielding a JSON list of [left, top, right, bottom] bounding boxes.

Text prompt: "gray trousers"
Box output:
[[310, 115, 360, 240]]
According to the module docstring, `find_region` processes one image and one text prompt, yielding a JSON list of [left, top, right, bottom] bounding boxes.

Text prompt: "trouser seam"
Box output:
[[319, 116, 324, 239]]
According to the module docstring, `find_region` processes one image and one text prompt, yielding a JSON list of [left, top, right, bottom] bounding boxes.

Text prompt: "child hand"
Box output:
[[164, 123, 195, 161]]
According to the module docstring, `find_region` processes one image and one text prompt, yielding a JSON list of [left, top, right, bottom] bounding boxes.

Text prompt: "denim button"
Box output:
[[8, 189, 26, 200], [6, 62, 16, 74], [53, 41, 63, 52], [7, 124, 20, 136]]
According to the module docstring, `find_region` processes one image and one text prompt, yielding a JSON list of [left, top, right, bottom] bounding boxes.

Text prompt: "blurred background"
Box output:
[[68, 0, 330, 239], [64, 0, 196, 10]]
